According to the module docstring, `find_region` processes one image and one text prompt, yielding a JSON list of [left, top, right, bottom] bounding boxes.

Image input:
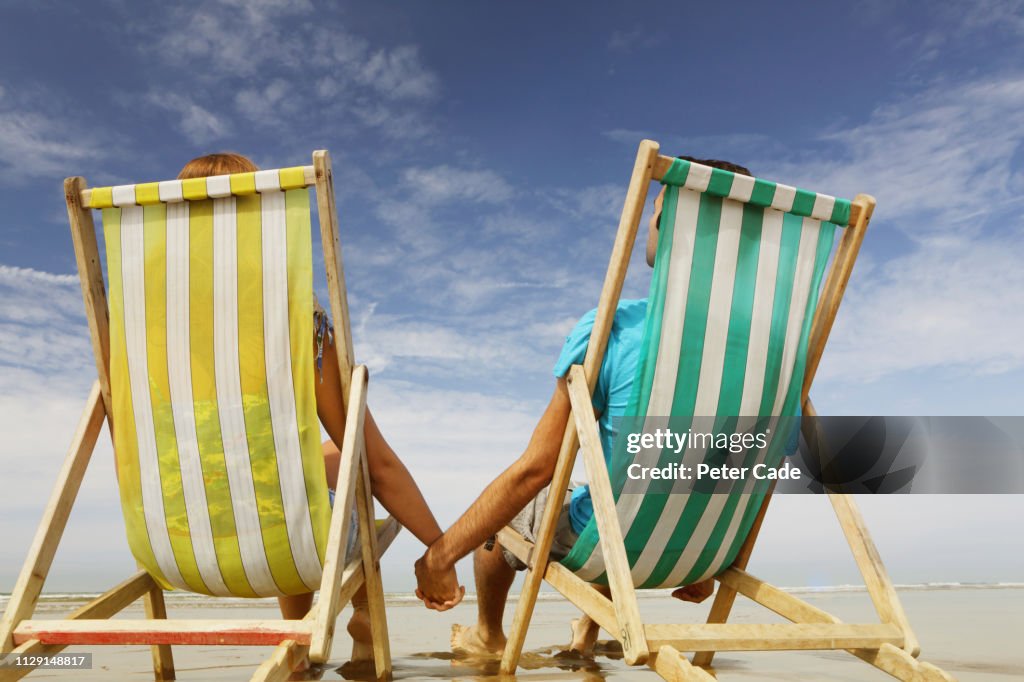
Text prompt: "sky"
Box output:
[[1, 1, 1022, 594]]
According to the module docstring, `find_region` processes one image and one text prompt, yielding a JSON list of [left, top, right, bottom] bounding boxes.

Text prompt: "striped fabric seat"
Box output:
[[560, 158, 848, 589], [98, 168, 330, 598]]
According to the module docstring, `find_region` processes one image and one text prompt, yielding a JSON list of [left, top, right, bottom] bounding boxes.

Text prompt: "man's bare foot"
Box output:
[[347, 607, 373, 662], [450, 623, 506, 656], [671, 578, 714, 603], [567, 617, 600, 655]]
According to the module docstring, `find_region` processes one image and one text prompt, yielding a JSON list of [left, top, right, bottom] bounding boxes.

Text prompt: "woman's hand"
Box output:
[[414, 549, 465, 611]]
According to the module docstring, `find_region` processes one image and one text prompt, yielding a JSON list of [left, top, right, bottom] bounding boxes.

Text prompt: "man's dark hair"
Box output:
[[657, 155, 753, 229], [675, 155, 752, 177]]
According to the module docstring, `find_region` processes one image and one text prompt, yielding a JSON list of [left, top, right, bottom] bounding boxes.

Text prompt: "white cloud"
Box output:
[[0, 265, 90, 371], [547, 183, 623, 221], [140, 1, 439, 141], [760, 74, 1024, 384], [144, 91, 229, 144], [234, 79, 293, 125], [0, 97, 105, 181], [819, 231, 1024, 382], [0, 264, 78, 286], [608, 26, 662, 52], [401, 165, 514, 204], [153, 1, 311, 77], [602, 128, 654, 145], [357, 46, 439, 100], [349, 103, 434, 140], [765, 75, 1024, 231], [892, 0, 1024, 62]]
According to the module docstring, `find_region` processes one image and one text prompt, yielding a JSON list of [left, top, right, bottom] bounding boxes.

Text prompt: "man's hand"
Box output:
[[414, 547, 465, 611]]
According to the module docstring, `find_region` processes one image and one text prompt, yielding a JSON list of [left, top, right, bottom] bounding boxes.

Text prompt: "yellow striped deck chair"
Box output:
[[0, 151, 400, 682], [496, 141, 953, 682]]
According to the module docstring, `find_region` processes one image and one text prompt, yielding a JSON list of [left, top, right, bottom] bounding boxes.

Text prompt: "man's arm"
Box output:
[[414, 378, 572, 604]]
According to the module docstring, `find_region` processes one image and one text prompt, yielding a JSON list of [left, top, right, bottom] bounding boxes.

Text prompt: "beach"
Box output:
[[7, 585, 1022, 681]]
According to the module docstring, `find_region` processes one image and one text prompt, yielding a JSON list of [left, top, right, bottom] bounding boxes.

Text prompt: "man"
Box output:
[[416, 157, 754, 655]]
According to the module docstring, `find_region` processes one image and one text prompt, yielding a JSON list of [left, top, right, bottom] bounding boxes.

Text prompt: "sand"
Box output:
[[12, 586, 1023, 681]]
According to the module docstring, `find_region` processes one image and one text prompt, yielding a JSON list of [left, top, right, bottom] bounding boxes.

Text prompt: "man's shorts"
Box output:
[[499, 484, 580, 571]]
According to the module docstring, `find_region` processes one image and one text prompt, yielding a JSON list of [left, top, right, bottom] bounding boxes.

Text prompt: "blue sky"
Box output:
[[1, 1, 1022, 592]]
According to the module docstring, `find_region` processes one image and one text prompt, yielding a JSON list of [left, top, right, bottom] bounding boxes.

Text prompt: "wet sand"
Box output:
[[15, 587, 1024, 681]]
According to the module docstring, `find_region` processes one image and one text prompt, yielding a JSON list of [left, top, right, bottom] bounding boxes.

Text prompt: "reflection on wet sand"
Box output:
[[335, 643, 622, 681], [15, 587, 1021, 680]]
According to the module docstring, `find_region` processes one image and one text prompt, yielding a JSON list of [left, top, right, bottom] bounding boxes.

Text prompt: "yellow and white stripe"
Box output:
[[100, 182, 330, 598], [88, 166, 314, 209]]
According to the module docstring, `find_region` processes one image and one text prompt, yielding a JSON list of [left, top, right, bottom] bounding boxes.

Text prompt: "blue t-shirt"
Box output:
[[553, 299, 648, 533], [553, 298, 801, 534]]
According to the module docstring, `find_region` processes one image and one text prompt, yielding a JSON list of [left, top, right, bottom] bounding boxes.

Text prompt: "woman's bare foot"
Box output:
[[450, 623, 506, 656], [567, 616, 600, 655], [671, 578, 714, 603], [347, 607, 373, 662]]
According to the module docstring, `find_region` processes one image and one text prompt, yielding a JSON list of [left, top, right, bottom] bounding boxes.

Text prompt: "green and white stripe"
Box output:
[[560, 159, 841, 588], [660, 157, 851, 226], [102, 183, 330, 598]]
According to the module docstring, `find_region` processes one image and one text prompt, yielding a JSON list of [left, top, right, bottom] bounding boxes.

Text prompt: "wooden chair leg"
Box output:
[[310, 366, 368, 663], [250, 639, 309, 682], [830, 492, 920, 656], [251, 607, 318, 682], [141, 584, 175, 681], [691, 486, 774, 668], [499, 415, 581, 675], [501, 139, 658, 675], [651, 645, 717, 681], [568, 365, 648, 664], [0, 383, 104, 653], [356, 455, 391, 679]]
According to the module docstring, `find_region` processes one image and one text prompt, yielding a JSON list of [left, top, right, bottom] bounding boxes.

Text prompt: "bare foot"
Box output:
[[567, 616, 600, 655], [450, 623, 506, 657], [671, 578, 714, 603], [347, 607, 373, 662]]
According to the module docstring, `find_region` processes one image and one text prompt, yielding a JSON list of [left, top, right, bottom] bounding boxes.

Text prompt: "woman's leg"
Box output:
[[276, 441, 342, 619]]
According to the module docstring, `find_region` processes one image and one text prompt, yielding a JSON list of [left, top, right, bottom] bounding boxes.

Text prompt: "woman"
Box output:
[[178, 153, 463, 662]]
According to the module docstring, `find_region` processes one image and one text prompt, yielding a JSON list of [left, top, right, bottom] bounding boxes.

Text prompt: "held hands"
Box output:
[[414, 547, 465, 611]]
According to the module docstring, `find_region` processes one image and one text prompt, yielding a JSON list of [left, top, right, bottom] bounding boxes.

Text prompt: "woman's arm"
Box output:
[[361, 408, 444, 545], [314, 324, 463, 607], [314, 331, 444, 545]]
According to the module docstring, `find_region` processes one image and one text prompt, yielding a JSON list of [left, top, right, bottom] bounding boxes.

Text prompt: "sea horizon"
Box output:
[[5, 581, 1024, 611]]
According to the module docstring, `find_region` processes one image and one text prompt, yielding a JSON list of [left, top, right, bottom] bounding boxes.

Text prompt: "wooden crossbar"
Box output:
[[79, 166, 317, 208], [0, 572, 156, 682], [645, 623, 903, 652], [13, 620, 314, 647]]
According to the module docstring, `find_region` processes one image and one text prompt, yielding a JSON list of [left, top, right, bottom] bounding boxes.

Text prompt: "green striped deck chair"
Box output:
[[497, 141, 953, 682], [0, 151, 399, 682], [558, 152, 849, 590]]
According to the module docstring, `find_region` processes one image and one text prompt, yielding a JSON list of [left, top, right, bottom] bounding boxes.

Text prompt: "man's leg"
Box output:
[[451, 542, 516, 655], [452, 485, 576, 656], [567, 585, 608, 654]]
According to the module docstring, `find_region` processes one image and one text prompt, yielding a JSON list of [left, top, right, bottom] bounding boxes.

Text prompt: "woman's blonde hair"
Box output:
[[177, 152, 258, 179]]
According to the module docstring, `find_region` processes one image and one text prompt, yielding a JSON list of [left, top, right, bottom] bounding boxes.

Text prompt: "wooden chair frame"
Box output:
[[0, 151, 399, 682], [496, 140, 954, 681]]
